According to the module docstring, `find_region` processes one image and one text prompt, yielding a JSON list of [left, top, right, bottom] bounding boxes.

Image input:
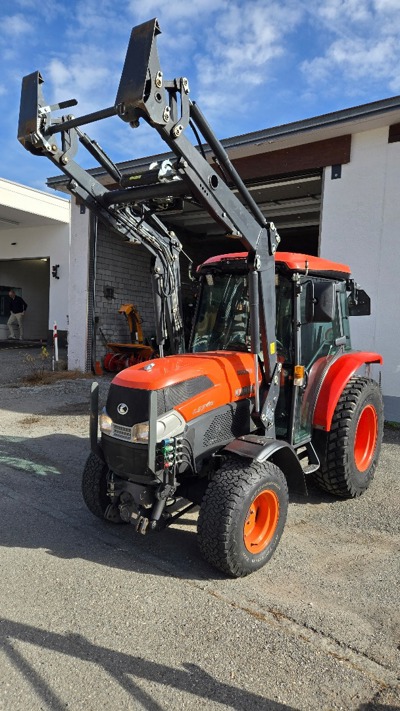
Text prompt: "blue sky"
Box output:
[[1, 0, 400, 193]]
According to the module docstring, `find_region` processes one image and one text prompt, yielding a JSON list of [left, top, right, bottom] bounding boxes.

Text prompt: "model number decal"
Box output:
[[192, 401, 214, 415]]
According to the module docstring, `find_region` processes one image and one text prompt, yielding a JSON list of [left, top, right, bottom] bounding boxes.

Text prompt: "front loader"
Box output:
[[18, 19, 383, 577]]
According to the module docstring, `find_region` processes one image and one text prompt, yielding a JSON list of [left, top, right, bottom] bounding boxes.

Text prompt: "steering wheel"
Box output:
[[276, 339, 290, 361]]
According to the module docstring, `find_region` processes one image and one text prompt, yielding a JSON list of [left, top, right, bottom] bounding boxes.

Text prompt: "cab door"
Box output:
[[291, 278, 350, 446]]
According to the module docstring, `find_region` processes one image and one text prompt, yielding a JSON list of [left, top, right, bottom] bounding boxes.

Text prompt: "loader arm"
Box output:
[[18, 71, 184, 355], [18, 17, 281, 434]]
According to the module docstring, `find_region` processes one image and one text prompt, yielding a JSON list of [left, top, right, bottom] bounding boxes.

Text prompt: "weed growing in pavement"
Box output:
[[23, 346, 51, 383], [21, 369, 92, 386], [21, 347, 91, 385]]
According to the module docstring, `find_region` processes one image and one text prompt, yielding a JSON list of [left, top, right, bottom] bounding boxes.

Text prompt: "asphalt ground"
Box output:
[[0, 348, 399, 710]]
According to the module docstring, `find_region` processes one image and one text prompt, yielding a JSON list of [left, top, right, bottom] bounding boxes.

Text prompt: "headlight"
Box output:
[[100, 410, 185, 444], [100, 412, 112, 434], [156, 410, 186, 441], [132, 421, 149, 443]]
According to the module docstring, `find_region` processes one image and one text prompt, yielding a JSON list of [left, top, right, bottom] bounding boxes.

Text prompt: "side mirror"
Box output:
[[304, 281, 336, 323], [348, 289, 371, 316]]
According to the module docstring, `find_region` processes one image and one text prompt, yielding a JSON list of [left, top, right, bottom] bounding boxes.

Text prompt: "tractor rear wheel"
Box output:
[[82, 452, 111, 519], [197, 458, 288, 577], [313, 377, 383, 498]]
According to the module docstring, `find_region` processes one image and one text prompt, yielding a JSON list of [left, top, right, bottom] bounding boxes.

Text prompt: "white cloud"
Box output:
[[193, 1, 303, 125], [316, 0, 373, 25], [303, 35, 397, 82], [0, 13, 32, 37], [301, 0, 400, 98], [130, 0, 225, 25], [374, 0, 400, 11], [46, 51, 115, 114]]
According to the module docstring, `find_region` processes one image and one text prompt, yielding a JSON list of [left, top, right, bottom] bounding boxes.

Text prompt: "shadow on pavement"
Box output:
[[0, 431, 224, 581], [0, 618, 295, 711]]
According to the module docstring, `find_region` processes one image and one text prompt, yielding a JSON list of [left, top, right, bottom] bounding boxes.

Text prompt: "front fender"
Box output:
[[223, 435, 307, 494], [313, 351, 383, 432]]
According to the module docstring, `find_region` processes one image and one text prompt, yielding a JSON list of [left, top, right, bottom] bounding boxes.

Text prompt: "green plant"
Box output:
[[23, 346, 51, 384]]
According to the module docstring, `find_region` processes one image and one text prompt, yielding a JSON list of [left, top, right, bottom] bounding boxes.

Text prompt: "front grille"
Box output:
[[102, 434, 149, 480], [112, 423, 132, 441]]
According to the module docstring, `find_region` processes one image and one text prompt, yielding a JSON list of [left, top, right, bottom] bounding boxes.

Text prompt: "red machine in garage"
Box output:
[[103, 304, 154, 372]]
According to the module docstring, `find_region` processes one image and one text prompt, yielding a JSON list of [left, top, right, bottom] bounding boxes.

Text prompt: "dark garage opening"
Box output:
[[0, 258, 50, 340]]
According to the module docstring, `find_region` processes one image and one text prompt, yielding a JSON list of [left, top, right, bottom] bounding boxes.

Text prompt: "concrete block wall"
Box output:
[[94, 224, 154, 359]]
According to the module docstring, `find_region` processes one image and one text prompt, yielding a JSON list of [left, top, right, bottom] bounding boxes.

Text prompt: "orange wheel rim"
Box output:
[[354, 405, 378, 472], [243, 489, 279, 554]]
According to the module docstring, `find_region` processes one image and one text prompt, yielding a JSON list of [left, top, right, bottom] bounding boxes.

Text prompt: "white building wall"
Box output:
[[0, 224, 70, 332], [0, 179, 70, 339], [67, 205, 91, 371], [320, 127, 400, 421]]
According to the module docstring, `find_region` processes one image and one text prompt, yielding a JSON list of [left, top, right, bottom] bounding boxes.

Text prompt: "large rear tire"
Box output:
[[313, 377, 383, 498], [197, 458, 288, 578], [82, 452, 110, 519]]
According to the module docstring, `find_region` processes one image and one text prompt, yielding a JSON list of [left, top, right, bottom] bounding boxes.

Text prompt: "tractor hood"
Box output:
[[111, 352, 260, 423]]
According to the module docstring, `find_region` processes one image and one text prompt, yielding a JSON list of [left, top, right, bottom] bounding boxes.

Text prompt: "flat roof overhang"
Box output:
[[0, 178, 69, 231], [47, 94, 400, 193]]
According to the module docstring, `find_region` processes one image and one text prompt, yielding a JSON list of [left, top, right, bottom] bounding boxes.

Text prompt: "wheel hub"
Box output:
[[243, 489, 279, 554], [354, 404, 378, 472]]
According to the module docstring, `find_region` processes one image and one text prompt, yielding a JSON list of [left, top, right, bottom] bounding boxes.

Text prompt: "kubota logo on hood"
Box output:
[[117, 403, 129, 415]]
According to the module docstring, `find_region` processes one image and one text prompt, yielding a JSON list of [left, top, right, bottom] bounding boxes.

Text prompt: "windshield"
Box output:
[[191, 274, 250, 352], [191, 272, 295, 354]]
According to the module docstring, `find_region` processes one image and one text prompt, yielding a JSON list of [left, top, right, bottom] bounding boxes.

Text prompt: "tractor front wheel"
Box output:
[[197, 458, 288, 577], [82, 452, 112, 519], [313, 377, 383, 498]]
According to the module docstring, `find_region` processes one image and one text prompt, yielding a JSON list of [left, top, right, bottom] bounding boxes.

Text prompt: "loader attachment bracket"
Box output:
[[116, 18, 167, 127], [18, 71, 78, 156]]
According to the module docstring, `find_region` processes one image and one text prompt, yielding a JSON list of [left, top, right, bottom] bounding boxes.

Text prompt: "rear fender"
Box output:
[[313, 351, 383, 432], [223, 435, 307, 495]]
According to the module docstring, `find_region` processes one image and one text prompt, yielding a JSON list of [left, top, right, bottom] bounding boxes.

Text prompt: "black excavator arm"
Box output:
[[18, 17, 282, 435]]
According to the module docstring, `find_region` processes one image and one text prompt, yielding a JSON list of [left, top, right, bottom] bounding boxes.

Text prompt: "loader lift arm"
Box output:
[[18, 71, 184, 356], [18, 17, 281, 435]]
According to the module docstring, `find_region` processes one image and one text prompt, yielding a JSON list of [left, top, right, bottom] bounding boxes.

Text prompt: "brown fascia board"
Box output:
[[232, 135, 351, 181], [47, 94, 400, 192]]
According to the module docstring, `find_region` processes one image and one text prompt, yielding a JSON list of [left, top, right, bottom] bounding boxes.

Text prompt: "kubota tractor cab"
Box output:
[[18, 19, 383, 577]]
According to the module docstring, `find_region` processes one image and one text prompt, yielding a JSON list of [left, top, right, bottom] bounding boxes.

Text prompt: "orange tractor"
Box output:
[[18, 19, 383, 576]]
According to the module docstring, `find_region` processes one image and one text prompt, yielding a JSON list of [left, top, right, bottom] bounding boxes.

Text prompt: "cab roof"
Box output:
[[199, 251, 351, 279]]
